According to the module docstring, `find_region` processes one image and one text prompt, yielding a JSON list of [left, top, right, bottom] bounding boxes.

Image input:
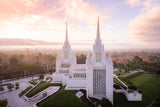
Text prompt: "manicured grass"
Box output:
[[130, 74, 160, 106], [19, 86, 32, 97], [119, 72, 143, 85], [26, 81, 61, 98], [45, 77, 52, 82], [114, 71, 129, 76], [114, 93, 143, 107], [37, 86, 88, 107]]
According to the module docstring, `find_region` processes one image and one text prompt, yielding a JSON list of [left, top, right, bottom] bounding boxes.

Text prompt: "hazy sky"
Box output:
[[0, 0, 160, 49]]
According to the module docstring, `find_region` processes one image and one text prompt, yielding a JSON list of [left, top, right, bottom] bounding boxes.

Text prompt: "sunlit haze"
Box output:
[[0, 0, 160, 49]]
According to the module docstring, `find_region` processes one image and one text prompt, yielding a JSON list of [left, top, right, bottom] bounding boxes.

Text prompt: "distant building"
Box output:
[[53, 17, 113, 103]]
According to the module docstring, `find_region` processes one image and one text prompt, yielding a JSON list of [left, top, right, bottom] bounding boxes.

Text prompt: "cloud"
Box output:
[[142, 0, 154, 11], [127, 6, 160, 43], [125, 0, 141, 7], [0, 0, 109, 42], [0, 0, 109, 23], [142, 0, 160, 12]]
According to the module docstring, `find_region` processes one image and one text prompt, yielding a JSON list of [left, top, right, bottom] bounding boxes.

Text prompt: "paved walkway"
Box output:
[[2, 88, 32, 107], [114, 75, 128, 88], [0, 74, 52, 107]]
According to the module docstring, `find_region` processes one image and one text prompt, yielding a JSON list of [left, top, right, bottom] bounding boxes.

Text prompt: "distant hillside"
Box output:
[[0, 38, 61, 46]]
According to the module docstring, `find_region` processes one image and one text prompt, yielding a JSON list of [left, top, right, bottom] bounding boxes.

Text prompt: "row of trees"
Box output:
[[76, 54, 86, 64], [0, 63, 54, 80], [0, 51, 88, 80], [1, 50, 160, 80], [114, 56, 160, 74], [0, 51, 56, 80]]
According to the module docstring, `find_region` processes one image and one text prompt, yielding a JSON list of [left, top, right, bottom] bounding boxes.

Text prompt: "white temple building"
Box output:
[[53, 17, 113, 103]]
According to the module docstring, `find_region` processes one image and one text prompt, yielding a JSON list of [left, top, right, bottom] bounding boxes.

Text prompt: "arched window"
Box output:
[[64, 52, 69, 58], [96, 53, 101, 62]]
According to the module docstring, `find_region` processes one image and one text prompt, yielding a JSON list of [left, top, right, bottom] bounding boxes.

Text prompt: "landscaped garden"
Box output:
[[19, 86, 32, 97], [37, 86, 88, 107], [26, 81, 61, 98], [118, 72, 160, 106], [129, 74, 160, 106]]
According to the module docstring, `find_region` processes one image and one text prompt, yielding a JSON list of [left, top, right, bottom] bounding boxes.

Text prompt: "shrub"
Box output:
[[16, 86, 19, 89], [101, 98, 112, 107], [0, 99, 8, 107], [128, 85, 137, 91], [39, 75, 44, 80], [0, 86, 4, 91], [153, 96, 160, 107], [114, 84, 122, 89], [7, 84, 14, 91], [80, 89, 94, 107], [29, 79, 38, 85], [138, 90, 142, 93], [15, 83, 19, 87]]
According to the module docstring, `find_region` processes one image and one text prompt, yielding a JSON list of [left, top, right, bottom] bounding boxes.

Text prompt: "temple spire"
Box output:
[[65, 21, 68, 42], [96, 16, 101, 40]]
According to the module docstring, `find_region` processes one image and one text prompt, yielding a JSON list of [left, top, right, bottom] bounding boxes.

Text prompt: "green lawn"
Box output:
[[26, 81, 61, 98], [130, 74, 160, 106], [19, 86, 32, 97], [45, 77, 52, 82], [114, 71, 129, 76], [119, 72, 143, 85], [37, 86, 88, 107]]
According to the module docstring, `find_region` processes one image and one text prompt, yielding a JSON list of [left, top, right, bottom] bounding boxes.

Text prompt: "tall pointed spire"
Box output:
[[65, 21, 68, 42], [96, 16, 101, 40]]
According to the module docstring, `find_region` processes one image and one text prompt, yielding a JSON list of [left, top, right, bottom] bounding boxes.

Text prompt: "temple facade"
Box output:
[[53, 18, 113, 103]]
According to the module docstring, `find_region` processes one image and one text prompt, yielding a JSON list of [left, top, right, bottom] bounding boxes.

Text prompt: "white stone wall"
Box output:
[[66, 79, 87, 90], [86, 63, 93, 97], [114, 87, 142, 101], [125, 92, 142, 101], [106, 55, 113, 103]]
